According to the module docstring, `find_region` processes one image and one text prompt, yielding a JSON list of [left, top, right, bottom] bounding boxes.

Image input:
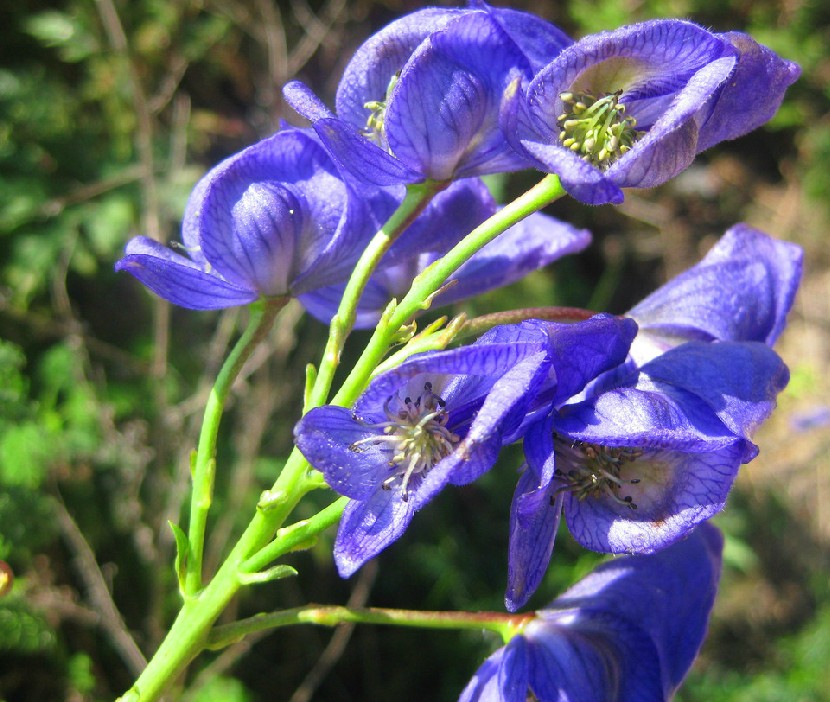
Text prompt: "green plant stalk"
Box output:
[[331, 174, 566, 408], [185, 296, 287, 596], [118, 176, 565, 701], [303, 180, 447, 413], [208, 605, 533, 650], [118, 184, 446, 700]]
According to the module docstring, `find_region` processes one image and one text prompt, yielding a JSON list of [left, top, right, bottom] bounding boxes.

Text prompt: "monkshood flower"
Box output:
[[294, 316, 636, 577], [299, 178, 591, 327], [115, 128, 384, 310], [462, 523, 723, 702], [283, 3, 572, 186], [502, 20, 800, 204], [506, 339, 788, 611], [628, 223, 803, 364]]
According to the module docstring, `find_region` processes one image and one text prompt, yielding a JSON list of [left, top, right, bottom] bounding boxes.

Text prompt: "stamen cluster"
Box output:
[[553, 435, 643, 509], [351, 382, 459, 501], [557, 91, 639, 167]]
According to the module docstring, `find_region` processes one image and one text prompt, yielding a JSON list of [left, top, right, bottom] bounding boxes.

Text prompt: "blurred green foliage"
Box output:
[[0, 0, 827, 700]]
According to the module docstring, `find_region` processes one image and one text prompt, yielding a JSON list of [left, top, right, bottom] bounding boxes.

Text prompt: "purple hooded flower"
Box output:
[[628, 223, 803, 364], [502, 20, 800, 204], [115, 128, 384, 310], [283, 4, 572, 186], [462, 523, 723, 702], [294, 316, 636, 577], [299, 178, 591, 327], [506, 339, 787, 611]]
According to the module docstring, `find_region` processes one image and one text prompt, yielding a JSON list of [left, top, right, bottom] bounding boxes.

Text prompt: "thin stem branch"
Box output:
[[185, 297, 287, 595], [332, 174, 565, 408], [208, 605, 532, 650], [304, 180, 447, 413]]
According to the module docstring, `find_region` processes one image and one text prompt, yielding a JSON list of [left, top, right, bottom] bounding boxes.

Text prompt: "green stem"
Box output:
[[208, 605, 533, 650], [185, 297, 287, 596], [331, 174, 566, 407], [304, 180, 447, 413], [242, 497, 349, 575]]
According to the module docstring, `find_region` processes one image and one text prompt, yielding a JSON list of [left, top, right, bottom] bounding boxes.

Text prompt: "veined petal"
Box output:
[[629, 224, 804, 354], [115, 235, 257, 310], [386, 12, 530, 180], [506, 464, 563, 612], [313, 117, 424, 186], [697, 32, 801, 152], [334, 8, 465, 129], [334, 488, 416, 577], [553, 523, 722, 693], [437, 213, 591, 306], [555, 383, 743, 452], [563, 442, 744, 554], [293, 405, 390, 501], [640, 341, 790, 440]]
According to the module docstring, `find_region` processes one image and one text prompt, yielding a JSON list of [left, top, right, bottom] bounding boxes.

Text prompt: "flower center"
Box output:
[[557, 91, 640, 168], [553, 434, 643, 510], [351, 381, 460, 502], [362, 71, 400, 146]]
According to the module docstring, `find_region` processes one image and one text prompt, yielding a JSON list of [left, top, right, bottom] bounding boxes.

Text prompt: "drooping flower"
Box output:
[[628, 223, 803, 364], [283, 4, 572, 187], [506, 339, 787, 611], [462, 522, 723, 702], [299, 178, 591, 327], [115, 128, 385, 310], [502, 20, 800, 204], [294, 316, 636, 577]]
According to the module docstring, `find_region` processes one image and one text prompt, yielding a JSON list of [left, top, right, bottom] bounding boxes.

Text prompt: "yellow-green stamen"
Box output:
[[557, 91, 640, 168], [362, 71, 401, 146]]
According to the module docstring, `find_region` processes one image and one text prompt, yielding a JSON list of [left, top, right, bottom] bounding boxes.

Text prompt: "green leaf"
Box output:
[[169, 521, 191, 596]]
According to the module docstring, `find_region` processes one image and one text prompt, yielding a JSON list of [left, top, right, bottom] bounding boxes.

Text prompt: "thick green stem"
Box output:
[[331, 174, 566, 408], [185, 297, 286, 596], [208, 605, 532, 650]]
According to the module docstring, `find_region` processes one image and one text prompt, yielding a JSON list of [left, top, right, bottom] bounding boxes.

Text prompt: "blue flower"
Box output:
[[462, 523, 723, 702], [115, 128, 384, 310], [294, 316, 636, 577], [283, 4, 571, 186], [628, 223, 803, 364], [506, 340, 787, 611], [299, 178, 591, 327], [502, 20, 800, 204]]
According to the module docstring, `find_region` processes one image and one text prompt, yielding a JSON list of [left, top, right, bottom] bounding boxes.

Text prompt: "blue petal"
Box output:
[[386, 13, 530, 180], [555, 382, 743, 453], [478, 3, 573, 74], [437, 213, 591, 306], [186, 128, 354, 295], [505, 462, 563, 612], [460, 642, 528, 702], [334, 488, 416, 577], [550, 523, 723, 695], [293, 406, 388, 501], [564, 442, 744, 554], [544, 315, 638, 407], [282, 80, 335, 121], [697, 32, 801, 152], [640, 341, 789, 439], [629, 224, 803, 354], [115, 236, 257, 310], [334, 8, 465, 129]]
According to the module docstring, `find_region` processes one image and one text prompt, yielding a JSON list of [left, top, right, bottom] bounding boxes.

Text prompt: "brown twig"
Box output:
[[54, 497, 148, 676]]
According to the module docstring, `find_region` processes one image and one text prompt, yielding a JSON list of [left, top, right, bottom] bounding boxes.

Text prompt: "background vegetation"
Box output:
[[1, 0, 828, 700]]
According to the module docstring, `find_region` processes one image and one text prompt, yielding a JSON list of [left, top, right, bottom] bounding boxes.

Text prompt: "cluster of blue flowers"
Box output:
[[116, 3, 801, 700]]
